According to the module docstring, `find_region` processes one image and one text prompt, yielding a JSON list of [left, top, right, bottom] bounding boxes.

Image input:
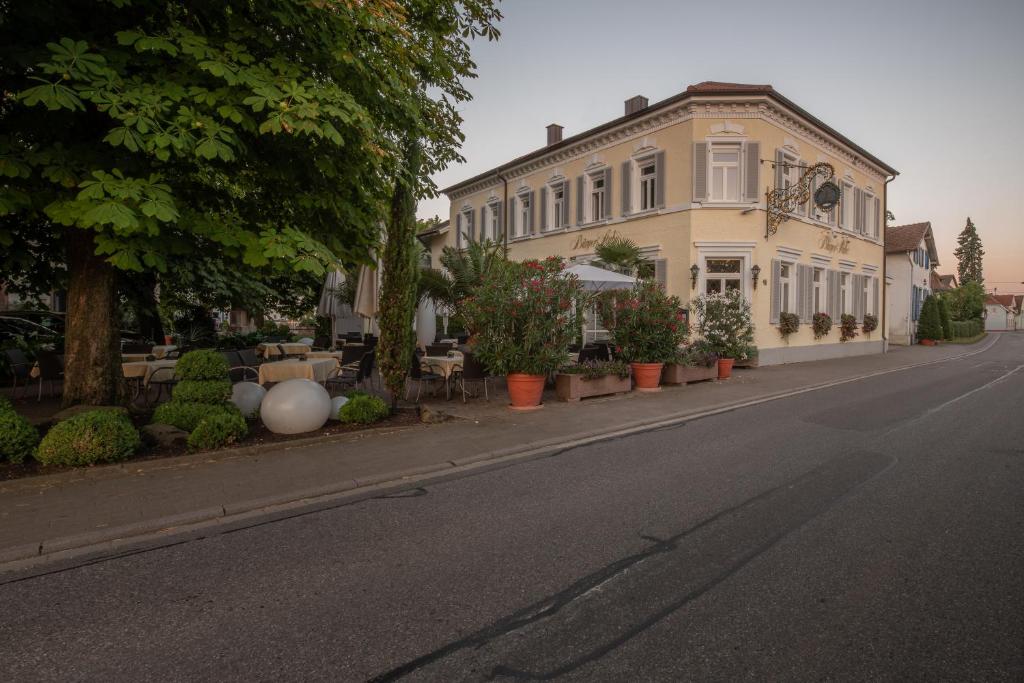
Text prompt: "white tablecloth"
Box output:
[[257, 358, 337, 385], [421, 352, 463, 379], [256, 342, 311, 358], [122, 359, 177, 385], [151, 345, 177, 359]]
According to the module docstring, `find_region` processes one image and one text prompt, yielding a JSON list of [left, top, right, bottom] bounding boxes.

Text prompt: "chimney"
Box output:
[[624, 95, 649, 115], [546, 123, 563, 146]]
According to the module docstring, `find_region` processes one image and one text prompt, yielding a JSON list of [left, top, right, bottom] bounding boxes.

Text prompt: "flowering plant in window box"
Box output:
[[555, 360, 632, 401], [812, 312, 833, 339], [597, 280, 687, 390], [662, 342, 719, 384], [839, 314, 858, 342], [778, 312, 800, 338], [690, 289, 754, 378], [462, 256, 585, 408], [862, 313, 878, 334]]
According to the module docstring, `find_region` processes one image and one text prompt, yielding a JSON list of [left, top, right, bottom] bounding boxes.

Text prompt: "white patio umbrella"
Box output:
[[564, 263, 637, 291], [316, 270, 345, 346], [353, 262, 379, 321]]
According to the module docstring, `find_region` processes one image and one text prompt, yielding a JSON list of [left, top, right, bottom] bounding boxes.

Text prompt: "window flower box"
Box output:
[[555, 372, 632, 402], [661, 363, 717, 385]]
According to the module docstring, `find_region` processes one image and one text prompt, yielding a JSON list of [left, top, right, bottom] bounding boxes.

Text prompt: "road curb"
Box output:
[[0, 336, 1000, 571]]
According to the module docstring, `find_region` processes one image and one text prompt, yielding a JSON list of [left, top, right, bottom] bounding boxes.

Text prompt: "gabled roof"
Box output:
[[930, 272, 957, 291], [885, 222, 938, 263], [444, 81, 898, 195], [986, 293, 1016, 310], [1015, 295, 1024, 313], [938, 274, 957, 289]]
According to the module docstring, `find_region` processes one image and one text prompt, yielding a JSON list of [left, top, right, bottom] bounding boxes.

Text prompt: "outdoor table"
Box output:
[[305, 350, 347, 360], [257, 358, 337, 385], [150, 345, 177, 359], [256, 342, 311, 358], [122, 359, 178, 385], [121, 353, 151, 363], [420, 351, 464, 380]]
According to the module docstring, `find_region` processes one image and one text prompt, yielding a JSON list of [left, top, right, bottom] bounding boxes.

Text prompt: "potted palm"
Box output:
[[598, 280, 687, 391], [462, 257, 584, 409], [691, 290, 754, 379]]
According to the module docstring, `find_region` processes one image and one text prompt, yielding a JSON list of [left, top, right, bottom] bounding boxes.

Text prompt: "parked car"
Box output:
[[0, 315, 63, 352], [1, 310, 147, 345]]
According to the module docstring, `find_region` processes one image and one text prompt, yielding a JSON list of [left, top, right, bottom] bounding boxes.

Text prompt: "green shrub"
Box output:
[[0, 406, 38, 465], [187, 411, 248, 452], [172, 379, 232, 404], [174, 349, 229, 381], [338, 394, 389, 424], [916, 295, 943, 341], [937, 296, 953, 340], [153, 400, 241, 432], [951, 319, 983, 339], [36, 410, 140, 466]]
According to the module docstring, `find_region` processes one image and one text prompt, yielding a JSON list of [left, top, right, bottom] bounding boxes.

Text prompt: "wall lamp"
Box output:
[[751, 264, 761, 290], [690, 263, 700, 289]]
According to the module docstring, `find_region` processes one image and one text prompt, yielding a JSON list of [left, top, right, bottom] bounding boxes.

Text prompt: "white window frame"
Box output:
[[638, 158, 657, 211], [839, 180, 855, 231], [840, 272, 851, 315], [708, 142, 743, 203], [695, 242, 755, 303], [458, 208, 472, 247], [548, 182, 565, 231], [486, 202, 499, 241], [864, 190, 876, 238], [589, 172, 606, 222], [813, 267, 826, 315], [779, 261, 795, 315], [862, 276, 871, 316]]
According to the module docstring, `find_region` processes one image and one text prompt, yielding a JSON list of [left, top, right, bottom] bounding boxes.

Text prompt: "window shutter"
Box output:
[[540, 186, 548, 232], [744, 142, 760, 202], [827, 270, 839, 320], [693, 142, 708, 202], [872, 277, 879, 318], [455, 213, 462, 249], [775, 149, 785, 190], [770, 259, 782, 324], [495, 200, 502, 238], [479, 206, 486, 241], [854, 188, 864, 234], [654, 150, 666, 209], [853, 274, 864, 322], [621, 160, 632, 215], [507, 197, 516, 238], [873, 196, 881, 238], [603, 168, 612, 218], [467, 209, 475, 242], [795, 159, 805, 216], [562, 181, 570, 226], [808, 175, 818, 219], [576, 175, 584, 224], [800, 264, 814, 323], [838, 186, 846, 229], [528, 190, 536, 234], [654, 258, 668, 291]]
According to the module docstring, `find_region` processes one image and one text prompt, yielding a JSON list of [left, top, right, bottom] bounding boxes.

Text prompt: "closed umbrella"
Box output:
[[353, 263, 378, 319], [317, 270, 345, 345]]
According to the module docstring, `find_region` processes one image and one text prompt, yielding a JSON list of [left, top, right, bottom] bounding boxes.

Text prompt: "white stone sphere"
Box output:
[[230, 382, 267, 418], [297, 337, 314, 346], [260, 379, 332, 434], [329, 395, 349, 420]]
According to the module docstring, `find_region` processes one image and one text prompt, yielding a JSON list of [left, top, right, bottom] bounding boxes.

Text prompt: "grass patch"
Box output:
[[946, 332, 987, 345]]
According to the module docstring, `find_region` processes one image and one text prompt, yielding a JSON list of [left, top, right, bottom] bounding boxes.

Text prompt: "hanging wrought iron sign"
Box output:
[[765, 161, 837, 238]]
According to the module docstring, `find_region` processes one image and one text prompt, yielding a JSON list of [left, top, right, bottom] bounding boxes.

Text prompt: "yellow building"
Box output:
[[424, 82, 898, 365]]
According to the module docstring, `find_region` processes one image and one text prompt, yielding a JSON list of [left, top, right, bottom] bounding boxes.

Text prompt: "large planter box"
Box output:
[[555, 373, 632, 402], [661, 363, 717, 385], [734, 355, 759, 369]]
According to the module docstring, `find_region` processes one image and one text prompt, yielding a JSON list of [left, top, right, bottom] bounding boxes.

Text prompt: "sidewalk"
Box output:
[[0, 338, 996, 566]]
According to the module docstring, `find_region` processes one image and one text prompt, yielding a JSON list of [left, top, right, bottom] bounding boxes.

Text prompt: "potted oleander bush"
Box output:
[[662, 342, 719, 385], [555, 360, 631, 401], [462, 256, 584, 409], [691, 290, 754, 379], [597, 280, 687, 391]]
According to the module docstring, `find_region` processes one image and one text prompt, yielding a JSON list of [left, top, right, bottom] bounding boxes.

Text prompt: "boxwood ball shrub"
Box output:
[[0, 398, 38, 465], [153, 401, 242, 433], [187, 411, 248, 452], [174, 349, 230, 380], [36, 410, 140, 466], [338, 394, 389, 425], [172, 379, 232, 404]]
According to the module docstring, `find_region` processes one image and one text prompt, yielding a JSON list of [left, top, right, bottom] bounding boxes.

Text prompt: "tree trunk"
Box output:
[[63, 230, 124, 407]]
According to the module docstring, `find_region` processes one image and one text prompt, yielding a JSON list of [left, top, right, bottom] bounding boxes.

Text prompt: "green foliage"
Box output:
[[153, 401, 241, 433], [36, 410, 140, 466], [812, 312, 833, 339], [862, 313, 879, 334], [172, 379, 232, 404], [0, 398, 39, 464], [691, 290, 754, 359], [338, 394, 389, 425], [187, 411, 248, 452], [171, 306, 217, 348], [839, 314, 858, 342], [916, 295, 943, 341], [953, 217, 985, 286], [593, 235, 641, 274], [674, 342, 719, 368], [175, 349, 229, 381], [937, 296, 953, 340], [558, 360, 631, 380], [951, 319, 983, 339], [778, 312, 800, 337], [418, 239, 508, 320], [462, 257, 585, 375], [945, 281, 985, 321], [598, 281, 688, 363], [378, 140, 421, 408]]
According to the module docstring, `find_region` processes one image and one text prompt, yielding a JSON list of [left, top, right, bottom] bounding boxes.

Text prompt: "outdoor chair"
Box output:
[[325, 351, 374, 395], [221, 350, 258, 383], [34, 350, 64, 401], [338, 345, 365, 368], [311, 335, 331, 350], [237, 348, 263, 367], [426, 343, 454, 357], [163, 346, 190, 360], [3, 348, 32, 399], [453, 351, 490, 403], [147, 365, 179, 405], [406, 354, 445, 402]]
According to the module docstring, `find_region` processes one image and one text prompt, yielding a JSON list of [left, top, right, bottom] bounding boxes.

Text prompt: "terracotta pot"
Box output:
[[717, 358, 735, 379], [506, 373, 545, 409], [163, 335, 175, 345], [630, 362, 664, 391]]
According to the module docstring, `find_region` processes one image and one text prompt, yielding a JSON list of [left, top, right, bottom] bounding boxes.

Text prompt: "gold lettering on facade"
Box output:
[[818, 230, 850, 255], [572, 229, 622, 251]]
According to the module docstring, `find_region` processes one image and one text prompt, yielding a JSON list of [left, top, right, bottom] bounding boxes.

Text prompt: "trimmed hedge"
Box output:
[[172, 379, 232, 404], [338, 394, 389, 425], [153, 401, 241, 432], [36, 410, 140, 466], [0, 398, 38, 465], [175, 350, 229, 381], [187, 411, 248, 452], [951, 319, 983, 339]]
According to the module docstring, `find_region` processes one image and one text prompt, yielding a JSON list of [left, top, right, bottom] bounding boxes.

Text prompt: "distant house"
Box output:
[[885, 222, 939, 345], [984, 294, 1018, 331], [1016, 295, 1024, 330], [935, 273, 957, 291]]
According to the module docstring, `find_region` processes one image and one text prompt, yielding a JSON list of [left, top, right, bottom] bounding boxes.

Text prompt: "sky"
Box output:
[[417, 0, 1024, 292]]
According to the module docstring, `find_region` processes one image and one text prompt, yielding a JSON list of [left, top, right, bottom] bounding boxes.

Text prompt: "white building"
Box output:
[[885, 222, 938, 345], [984, 294, 1018, 331]]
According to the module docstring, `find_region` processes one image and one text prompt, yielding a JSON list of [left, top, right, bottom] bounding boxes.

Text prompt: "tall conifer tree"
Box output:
[[953, 217, 985, 286]]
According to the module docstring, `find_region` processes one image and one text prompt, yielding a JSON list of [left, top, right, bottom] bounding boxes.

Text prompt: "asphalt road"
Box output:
[[2, 335, 1023, 681]]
